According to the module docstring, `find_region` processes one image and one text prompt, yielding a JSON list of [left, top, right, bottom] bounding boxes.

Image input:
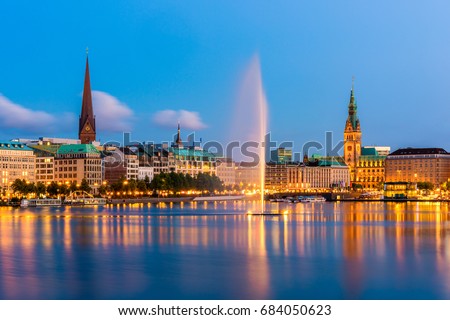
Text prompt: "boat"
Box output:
[[20, 198, 62, 208], [63, 191, 107, 206], [63, 198, 107, 206], [285, 197, 299, 203], [300, 196, 326, 203]]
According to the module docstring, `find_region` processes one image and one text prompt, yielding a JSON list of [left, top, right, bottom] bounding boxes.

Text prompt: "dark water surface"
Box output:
[[1, 201, 450, 299]]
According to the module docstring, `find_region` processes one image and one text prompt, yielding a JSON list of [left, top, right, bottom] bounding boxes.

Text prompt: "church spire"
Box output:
[[79, 52, 96, 144], [346, 77, 359, 131], [175, 122, 183, 147]]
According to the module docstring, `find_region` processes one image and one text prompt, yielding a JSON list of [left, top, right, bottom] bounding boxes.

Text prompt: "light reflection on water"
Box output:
[[0, 201, 450, 299]]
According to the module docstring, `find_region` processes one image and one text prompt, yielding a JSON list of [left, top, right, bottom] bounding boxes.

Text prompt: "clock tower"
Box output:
[[343, 81, 361, 184], [79, 53, 96, 144]]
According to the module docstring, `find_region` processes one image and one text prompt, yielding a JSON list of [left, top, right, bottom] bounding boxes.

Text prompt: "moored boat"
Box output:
[[63, 197, 107, 206], [20, 198, 62, 208], [63, 191, 107, 206], [300, 196, 326, 203]]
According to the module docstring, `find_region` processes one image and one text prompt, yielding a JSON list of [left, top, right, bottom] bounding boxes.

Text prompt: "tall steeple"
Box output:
[[175, 122, 183, 147], [79, 50, 96, 144], [345, 78, 360, 131], [343, 77, 362, 184]]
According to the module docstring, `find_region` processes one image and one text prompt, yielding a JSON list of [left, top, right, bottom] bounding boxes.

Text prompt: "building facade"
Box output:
[[301, 159, 350, 189], [54, 144, 102, 192], [103, 147, 139, 183], [264, 158, 350, 192], [270, 147, 292, 164], [355, 146, 389, 190], [138, 166, 154, 182], [132, 144, 176, 175], [343, 84, 362, 184], [385, 148, 450, 186], [235, 163, 261, 189], [29, 144, 60, 185], [216, 158, 236, 186], [0, 141, 36, 196], [171, 147, 217, 176]]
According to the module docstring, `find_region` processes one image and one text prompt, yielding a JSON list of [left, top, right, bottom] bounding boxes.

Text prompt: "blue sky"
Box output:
[[1, 0, 449, 155]]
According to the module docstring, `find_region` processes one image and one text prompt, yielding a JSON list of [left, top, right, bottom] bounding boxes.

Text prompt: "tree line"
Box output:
[[10, 179, 92, 198], [9, 173, 226, 198], [103, 172, 224, 196]]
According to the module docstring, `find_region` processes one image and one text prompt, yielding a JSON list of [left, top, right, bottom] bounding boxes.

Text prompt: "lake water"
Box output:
[[1, 201, 450, 299]]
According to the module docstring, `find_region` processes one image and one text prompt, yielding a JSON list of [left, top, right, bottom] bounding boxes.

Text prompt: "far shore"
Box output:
[[2, 195, 449, 207]]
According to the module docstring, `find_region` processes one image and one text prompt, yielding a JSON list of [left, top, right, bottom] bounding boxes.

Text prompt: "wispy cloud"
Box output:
[[92, 91, 134, 132], [152, 109, 207, 130], [0, 93, 57, 133]]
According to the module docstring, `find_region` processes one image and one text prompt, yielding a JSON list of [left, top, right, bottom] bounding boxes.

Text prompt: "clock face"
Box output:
[[85, 125, 91, 132]]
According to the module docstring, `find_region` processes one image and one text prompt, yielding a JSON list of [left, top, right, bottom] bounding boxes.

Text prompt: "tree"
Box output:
[[137, 179, 147, 193], [98, 184, 108, 196], [47, 182, 59, 197], [69, 181, 78, 193], [417, 181, 434, 190], [80, 178, 92, 193], [352, 183, 363, 191], [35, 182, 46, 197], [11, 179, 27, 195]]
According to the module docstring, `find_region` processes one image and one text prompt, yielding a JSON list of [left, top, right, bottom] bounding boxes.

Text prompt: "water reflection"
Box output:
[[0, 202, 450, 299]]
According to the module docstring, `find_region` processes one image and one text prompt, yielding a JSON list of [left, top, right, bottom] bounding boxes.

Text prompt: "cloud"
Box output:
[[92, 91, 134, 132], [152, 109, 207, 130], [0, 93, 57, 132]]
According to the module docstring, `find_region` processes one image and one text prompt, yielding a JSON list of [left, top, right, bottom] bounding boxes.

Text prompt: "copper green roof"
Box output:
[[361, 147, 378, 156], [0, 141, 32, 151], [57, 144, 100, 155], [29, 144, 61, 155], [318, 159, 347, 167], [169, 147, 216, 158]]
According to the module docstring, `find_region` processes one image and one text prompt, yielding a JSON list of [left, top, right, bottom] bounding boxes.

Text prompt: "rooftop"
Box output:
[[169, 147, 216, 158], [29, 144, 61, 155], [0, 141, 32, 151], [57, 144, 100, 155], [389, 148, 448, 156]]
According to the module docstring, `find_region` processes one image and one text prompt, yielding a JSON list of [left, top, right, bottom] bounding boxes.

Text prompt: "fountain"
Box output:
[[230, 56, 269, 214]]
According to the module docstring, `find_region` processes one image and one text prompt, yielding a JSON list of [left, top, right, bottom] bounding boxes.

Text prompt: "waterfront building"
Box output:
[[216, 158, 236, 186], [103, 147, 139, 183], [0, 141, 36, 196], [167, 124, 218, 177], [301, 158, 350, 189], [131, 144, 176, 175], [171, 147, 217, 176], [355, 146, 390, 190], [28, 144, 60, 185], [235, 163, 261, 189], [265, 162, 290, 191], [343, 83, 362, 185], [265, 162, 307, 191], [264, 157, 350, 192], [384, 182, 418, 199], [138, 166, 154, 182], [270, 147, 292, 164], [54, 144, 102, 192], [78, 55, 97, 144], [385, 148, 450, 186]]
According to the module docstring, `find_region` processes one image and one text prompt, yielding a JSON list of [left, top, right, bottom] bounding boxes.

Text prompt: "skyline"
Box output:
[[1, 1, 449, 153]]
